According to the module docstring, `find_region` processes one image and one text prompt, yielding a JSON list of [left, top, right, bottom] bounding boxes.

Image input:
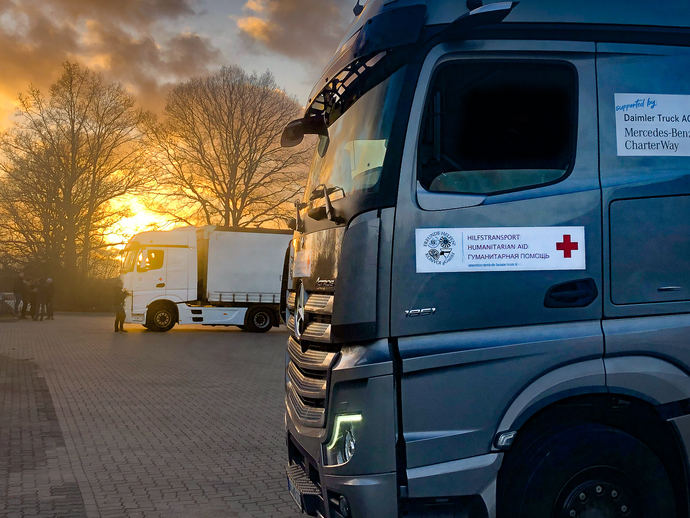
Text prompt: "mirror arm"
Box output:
[[323, 185, 334, 222], [294, 201, 305, 232], [322, 186, 345, 224]]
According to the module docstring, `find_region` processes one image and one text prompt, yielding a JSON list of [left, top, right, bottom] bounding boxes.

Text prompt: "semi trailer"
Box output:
[[120, 226, 291, 332], [280, 1, 690, 517]]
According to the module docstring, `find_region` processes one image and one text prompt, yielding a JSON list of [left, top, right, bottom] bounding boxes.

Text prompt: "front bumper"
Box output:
[[284, 339, 498, 517], [286, 433, 397, 518], [286, 431, 499, 518], [285, 341, 399, 518]]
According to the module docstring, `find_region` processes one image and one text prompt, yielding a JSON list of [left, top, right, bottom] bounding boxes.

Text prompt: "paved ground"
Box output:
[[0, 314, 301, 517]]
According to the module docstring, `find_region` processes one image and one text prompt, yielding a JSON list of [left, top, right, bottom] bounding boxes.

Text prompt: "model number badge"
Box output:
[[405, 307, 436, 318]]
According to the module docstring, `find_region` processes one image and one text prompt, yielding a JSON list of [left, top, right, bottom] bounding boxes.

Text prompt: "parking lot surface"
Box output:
[[0, 314, 301, 517]]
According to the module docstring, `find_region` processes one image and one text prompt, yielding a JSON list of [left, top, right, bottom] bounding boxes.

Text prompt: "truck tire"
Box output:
[[246, 307, 272, 333], [147, 303, 177, 332], [497, 423, 677, 518]]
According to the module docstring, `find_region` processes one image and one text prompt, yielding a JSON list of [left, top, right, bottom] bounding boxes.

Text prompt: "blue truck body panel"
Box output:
[[284, 3, 690, 517]]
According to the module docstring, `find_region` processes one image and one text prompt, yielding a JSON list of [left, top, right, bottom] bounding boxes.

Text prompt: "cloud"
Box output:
[[236, 16, 271, 44], [244, 0, 265, 13], [0, 0, 221, 122], [236, 0, 352, 64], [44, 0, 194, 29], [166, 33, 221, 76]]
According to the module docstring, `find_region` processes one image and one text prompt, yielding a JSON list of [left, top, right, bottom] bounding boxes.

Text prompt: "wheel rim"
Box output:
[[154, 310, 172, 328], [253, 311, 270, 329], [557, 468, 637, 518]]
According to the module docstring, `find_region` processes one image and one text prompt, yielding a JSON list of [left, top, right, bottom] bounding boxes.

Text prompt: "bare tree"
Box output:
[[0, 62, 150, 279], [147, 66, 310, 228], [0, 145, 63, 272]]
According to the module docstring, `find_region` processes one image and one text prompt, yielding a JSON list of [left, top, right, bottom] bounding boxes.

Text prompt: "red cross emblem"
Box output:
[[556, 234, 579, 258]]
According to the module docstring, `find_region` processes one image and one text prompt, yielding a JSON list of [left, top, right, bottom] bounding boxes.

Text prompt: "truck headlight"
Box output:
[[324, 414, 362, 466]]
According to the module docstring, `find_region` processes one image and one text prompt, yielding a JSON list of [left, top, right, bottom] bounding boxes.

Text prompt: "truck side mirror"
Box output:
[[281, 116, 329, 148], [281, 119, 305, 148]]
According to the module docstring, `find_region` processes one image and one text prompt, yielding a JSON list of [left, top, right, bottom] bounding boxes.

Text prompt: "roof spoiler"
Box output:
[[292, 0, 519, 130], [304, 1, 519, 109], [306, 2, 427, 106]]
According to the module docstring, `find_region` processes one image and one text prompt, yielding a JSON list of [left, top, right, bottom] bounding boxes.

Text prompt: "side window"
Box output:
[[137, 249, 165, 272], [418, 61, 578, 195]]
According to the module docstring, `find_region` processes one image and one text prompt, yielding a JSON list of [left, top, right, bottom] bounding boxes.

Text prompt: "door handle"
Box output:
[[544, 278, 598, 308], [156, 283, 166, 288]]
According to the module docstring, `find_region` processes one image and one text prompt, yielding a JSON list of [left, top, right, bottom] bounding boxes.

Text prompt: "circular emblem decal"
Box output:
[[423, 231, 456, 266]]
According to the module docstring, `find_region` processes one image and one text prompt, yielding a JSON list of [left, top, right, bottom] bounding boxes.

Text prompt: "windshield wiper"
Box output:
[[308, 184, 345, 223]]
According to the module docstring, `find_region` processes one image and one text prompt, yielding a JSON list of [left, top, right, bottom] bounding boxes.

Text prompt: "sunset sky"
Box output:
[[0, 0, 353, 125], [0, 0, 354, 241]]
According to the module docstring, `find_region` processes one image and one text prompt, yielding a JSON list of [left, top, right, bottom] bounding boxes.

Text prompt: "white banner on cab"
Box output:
[[415, 226, 586, 273], [615, 93, 690, 156]]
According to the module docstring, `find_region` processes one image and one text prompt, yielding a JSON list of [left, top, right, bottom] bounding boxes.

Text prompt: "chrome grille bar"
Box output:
[[285, 284, 336, 428], [287, 316, 331, 344], [301, 323, 331, 343], [287, 337, 335, 371], [287, 362, 327, 400], [304, 294, 334, 314], [286, 382, 325, 427]]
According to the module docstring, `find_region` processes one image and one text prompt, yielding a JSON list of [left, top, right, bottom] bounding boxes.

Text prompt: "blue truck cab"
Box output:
[[281, 1, 690, 516]]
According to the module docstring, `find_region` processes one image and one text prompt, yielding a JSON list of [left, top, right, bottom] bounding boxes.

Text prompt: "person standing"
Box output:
[[28, 280, 39, 321], [20, 278, 30, 319], [36, 279, 48, 321], [114, 284, 128, 332], [44, 278, 55, 320], [12, 272, 25, 317]]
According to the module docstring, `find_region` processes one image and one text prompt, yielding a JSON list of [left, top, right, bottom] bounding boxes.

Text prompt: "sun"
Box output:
[[107, 195, 177, 250]]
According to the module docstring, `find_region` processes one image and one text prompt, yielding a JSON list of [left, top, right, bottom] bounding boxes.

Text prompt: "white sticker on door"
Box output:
[[293, 249, 312, 278], [615, 93, 690, 156], [415, 227, 586, 273]]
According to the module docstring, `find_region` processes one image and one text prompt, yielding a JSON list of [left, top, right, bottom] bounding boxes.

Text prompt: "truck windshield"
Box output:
[[304, 67, 406, 202], [121, 246, 140, 273]]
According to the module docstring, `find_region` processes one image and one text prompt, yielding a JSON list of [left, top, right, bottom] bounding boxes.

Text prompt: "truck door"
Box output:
[[165, 247, 192, 302], [391, 42, 602, 337], [132, 248, 166, 313], [596, 44, 690, 365], [389, 43, 605, 473]]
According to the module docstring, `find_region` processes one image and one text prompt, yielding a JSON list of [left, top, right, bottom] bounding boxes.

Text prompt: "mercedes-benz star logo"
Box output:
[[294, 282, 306, 340]]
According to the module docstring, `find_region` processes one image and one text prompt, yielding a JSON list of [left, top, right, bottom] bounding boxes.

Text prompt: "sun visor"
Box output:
[[307, 3, 427, 106], [352, 4, 427, 58]]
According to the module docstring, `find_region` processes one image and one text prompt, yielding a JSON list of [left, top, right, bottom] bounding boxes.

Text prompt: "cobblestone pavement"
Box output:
[[0, 314, 302, 517]]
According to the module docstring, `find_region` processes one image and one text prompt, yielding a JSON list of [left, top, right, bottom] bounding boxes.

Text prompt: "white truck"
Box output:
[[120, 226, 292, 332]]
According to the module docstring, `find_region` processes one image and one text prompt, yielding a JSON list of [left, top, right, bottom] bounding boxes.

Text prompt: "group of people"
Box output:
[[12, 272, 55, 321]]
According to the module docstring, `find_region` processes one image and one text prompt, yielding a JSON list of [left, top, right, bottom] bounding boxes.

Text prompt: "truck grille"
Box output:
[[285, 288, 338, 428]]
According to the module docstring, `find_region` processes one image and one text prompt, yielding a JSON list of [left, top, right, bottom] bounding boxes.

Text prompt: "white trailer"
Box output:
[[120, 226, 292, 332]]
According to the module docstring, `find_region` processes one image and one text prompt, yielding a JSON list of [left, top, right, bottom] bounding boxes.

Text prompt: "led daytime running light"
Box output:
[[327, 414, 363, 450]]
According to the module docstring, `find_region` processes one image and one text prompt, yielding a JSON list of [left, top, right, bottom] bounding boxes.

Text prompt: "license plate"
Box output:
[[287, 476, 303, 512]]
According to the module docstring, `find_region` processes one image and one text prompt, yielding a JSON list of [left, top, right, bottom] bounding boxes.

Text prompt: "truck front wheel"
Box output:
[[246, 307, 272, 333], [147, 303, 177, 332], [497, 423, 677, 518]]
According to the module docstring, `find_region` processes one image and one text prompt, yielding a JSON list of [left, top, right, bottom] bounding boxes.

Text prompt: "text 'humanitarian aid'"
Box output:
[[415, 227, 586, 273]]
